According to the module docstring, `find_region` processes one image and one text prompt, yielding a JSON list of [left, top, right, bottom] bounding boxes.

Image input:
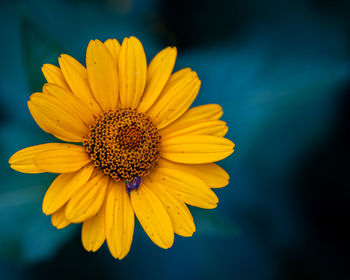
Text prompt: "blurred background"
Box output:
[[1, 0, 349, 279]]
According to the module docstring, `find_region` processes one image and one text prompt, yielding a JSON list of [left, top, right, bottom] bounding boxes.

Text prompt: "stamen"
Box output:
[[83, 109, 161, 184]]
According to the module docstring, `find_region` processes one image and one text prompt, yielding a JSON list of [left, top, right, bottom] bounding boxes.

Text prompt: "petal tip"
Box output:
[[129, 35, 140, 42], [8, 154, 15, 164], [41, 64, 48, 72], [59, 54, 68, 60], [8, 164, 16, 171]]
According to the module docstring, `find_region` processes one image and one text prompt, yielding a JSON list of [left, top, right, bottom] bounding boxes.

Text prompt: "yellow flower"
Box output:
[[9, 37, 235, 259]]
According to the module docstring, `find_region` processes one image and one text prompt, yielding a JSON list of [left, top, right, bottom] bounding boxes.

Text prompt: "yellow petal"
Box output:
[[42, 163, 95, 215], [160, 104, 223, 135], [130, 183, 174, 249], [58, 54, 102, 116], [51, 205, 71, 229], [27, 98, 52, 134], [146, 68, 201, 129], [218, 126, 229, 137], [161, 135, 234, 164], [105, 180, 134, 259], [118, 36, 147, 109], [9, 143, 61, 174], [138, 46, 177, 112], [65, 171, 108, 223], [158, 158, 229, 188], [9, 163, 42, 174], [144, 178, 195, 237], [29, 93, 89, 142], [82, 203, 106, 252], [161, 119, 228, 139], [34, 143, 91, 173], [86, 40, 119, 111], [104, 39, 121, 65], [149, 167, 218, 209], [43, 83, 95, 127], [162, 151, 233, 165], [42, 64, 69, 89]]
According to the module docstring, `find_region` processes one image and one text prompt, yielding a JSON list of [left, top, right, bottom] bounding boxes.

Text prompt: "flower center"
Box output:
[[83, 108, 161, 182]]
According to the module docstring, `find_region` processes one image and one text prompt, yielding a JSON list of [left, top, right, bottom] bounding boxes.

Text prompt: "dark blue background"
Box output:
[[1, 0, 349, 279]]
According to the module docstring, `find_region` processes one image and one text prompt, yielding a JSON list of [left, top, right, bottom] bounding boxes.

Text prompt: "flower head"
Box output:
[[9, 37, 235, 259]]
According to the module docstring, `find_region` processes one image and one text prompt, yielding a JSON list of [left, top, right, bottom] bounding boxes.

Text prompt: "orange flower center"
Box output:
[[83, 109, 161, 181]]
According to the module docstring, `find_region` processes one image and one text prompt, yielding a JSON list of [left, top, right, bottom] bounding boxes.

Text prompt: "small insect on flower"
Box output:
[[8, 37, 235, 259], [126, 177, 142, 192]]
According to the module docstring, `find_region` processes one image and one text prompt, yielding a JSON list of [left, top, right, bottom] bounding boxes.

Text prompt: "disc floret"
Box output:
[[83, 109, 161, 182]]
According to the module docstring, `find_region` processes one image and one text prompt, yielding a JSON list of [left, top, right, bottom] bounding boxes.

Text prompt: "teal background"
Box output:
[[1, 0, 350, 279]]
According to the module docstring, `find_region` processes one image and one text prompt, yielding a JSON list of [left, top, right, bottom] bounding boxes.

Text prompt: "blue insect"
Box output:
[[126, 176, 141, 192]]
